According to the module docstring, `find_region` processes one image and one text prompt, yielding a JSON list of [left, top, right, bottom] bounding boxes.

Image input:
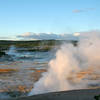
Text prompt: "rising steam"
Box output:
[[29, 31, 100, 95]]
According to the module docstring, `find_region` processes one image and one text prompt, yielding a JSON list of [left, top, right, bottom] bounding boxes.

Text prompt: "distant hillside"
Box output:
[[0, 40, 77, 51]]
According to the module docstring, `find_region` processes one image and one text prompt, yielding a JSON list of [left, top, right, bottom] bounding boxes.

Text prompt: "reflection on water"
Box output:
[[2, 45, 54, 62], [1, 44, 100, 98], [0, 46, 54, 97]]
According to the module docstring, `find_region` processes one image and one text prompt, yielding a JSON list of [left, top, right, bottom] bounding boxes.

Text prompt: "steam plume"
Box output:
[[29, 32, 100, 95]]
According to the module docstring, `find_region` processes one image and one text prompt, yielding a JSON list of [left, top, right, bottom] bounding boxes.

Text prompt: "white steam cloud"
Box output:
[[29, 30, 100, 95]]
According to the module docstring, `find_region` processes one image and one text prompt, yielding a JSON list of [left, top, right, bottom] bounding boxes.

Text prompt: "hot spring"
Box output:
[[29, 32, 100, 95]]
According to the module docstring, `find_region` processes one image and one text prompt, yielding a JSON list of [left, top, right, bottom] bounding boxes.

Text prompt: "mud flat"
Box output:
[[0, 61, 47, 96], [2, 89, 100, 100]]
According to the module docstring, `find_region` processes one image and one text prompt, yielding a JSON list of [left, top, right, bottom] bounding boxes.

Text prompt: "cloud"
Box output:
[[0, 36, 17, 40], [17, 32, 78, 40], [1, 30, 99, 41], [73, 8, 95, 13], [73, 9, 84, 13], [17, 30, 100, 40]]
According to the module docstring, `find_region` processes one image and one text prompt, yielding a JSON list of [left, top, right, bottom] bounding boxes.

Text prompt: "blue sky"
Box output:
[[0, 0, 100, 38]]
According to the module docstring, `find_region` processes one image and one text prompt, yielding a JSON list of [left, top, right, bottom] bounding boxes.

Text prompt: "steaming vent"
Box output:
[[29, 32, 100, 95]]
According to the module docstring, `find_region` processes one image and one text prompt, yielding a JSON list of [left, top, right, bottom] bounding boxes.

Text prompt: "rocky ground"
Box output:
[[3, 89, 100, 100]]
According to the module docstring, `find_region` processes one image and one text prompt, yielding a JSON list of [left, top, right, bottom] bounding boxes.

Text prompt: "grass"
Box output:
[[0, 40, 78, 51], [94, 95, 100, 100]]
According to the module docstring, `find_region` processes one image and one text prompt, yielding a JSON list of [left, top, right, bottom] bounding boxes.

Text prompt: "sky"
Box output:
[[0, 0, 100, 39]]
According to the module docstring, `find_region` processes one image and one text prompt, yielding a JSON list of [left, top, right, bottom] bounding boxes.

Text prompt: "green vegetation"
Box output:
[[0, 40, 78, 52], [0, 51, 6, 57], [94, 95, 100, 100]]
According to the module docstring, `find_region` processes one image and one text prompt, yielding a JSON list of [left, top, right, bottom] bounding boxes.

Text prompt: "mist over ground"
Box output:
[[29, 32, 100, 95]]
